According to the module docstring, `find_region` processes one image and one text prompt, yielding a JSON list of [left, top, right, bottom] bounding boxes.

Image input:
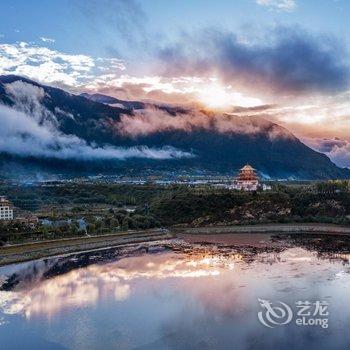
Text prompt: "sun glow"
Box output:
[[198, 84, 233, 109], [197, 84, 262, 109]]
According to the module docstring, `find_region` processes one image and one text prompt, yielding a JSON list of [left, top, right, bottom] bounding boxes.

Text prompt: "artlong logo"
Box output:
[[257, 299, 330, 329], [257, 298, 293, 328]]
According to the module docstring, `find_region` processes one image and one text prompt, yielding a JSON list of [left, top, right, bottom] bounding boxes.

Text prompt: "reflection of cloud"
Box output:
[[0, 266, 130, 319], [1, 246, 349, 350], [0, 251, 240, 319], [1, 243, 348, 344]]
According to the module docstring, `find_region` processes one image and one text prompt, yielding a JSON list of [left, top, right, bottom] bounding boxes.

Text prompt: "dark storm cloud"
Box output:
[[158, 27, 350, 94]]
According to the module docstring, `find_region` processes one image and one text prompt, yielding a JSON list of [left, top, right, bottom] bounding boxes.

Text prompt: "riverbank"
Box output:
[[176, 223, 350, 235], [0, 229, 173, 266], [1, 223, 350, 266], [176, 223, 350, 248]]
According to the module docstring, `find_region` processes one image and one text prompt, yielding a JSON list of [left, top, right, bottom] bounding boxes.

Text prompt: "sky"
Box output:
[[0, 0, 350, 167]]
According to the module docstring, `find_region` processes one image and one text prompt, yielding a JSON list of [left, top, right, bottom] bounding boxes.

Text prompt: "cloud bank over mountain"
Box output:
[[0, 75, 348, 179], [0, 81, 193, 161], [116, 107, 294, 141]]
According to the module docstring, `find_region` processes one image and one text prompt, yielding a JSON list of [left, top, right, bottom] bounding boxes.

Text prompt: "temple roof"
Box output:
[[240, 164, 255, 171], [236, 164, 259, 181]]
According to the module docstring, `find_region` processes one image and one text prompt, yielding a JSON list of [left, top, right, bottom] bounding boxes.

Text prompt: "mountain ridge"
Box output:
[[0, 74, 349, 180]]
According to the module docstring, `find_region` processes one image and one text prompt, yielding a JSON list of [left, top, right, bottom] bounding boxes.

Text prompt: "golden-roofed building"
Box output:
[[230, 164, 271, 191]]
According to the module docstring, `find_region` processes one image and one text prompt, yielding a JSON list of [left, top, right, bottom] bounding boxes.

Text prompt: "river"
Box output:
[[0, 235, 349, 349]]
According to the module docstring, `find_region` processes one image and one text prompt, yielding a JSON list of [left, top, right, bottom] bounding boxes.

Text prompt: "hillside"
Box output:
[[0, 75, 349, 179]]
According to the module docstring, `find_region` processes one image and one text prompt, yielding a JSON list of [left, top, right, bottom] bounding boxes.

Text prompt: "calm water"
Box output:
[[0, 239, 350, 350]]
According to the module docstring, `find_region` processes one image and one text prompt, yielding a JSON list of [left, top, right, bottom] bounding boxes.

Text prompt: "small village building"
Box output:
[[230, 165, 271, 191], [16, 213, 39, 229], [0, 196, 14, 221]]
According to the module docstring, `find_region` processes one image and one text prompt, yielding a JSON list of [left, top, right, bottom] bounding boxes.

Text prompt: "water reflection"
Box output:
[[0, 249, 245, 319], [0, 242, 350, 349]]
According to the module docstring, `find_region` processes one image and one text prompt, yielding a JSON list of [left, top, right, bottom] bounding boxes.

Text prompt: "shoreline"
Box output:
[[0, 230, 174, 266], [1, 223, 350, 266], [176, 223, 350, 235]]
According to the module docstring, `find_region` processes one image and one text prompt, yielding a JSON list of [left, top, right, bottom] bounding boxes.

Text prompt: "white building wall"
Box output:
[[231, 180, 259, 191], [229, 180, 272, 191], [0, 206, 14, 220]]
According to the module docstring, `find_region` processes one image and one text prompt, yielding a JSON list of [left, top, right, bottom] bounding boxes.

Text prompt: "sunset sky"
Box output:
[[1, 0, 350, 167]]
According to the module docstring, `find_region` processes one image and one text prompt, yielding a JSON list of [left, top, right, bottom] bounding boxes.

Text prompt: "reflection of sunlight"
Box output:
[[0, 252, 241, 319]]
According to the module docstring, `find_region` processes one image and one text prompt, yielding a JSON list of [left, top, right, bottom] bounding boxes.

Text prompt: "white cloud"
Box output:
[[116, 106, 292, 141], [302, 137, 350, 168], [0, 81, 193, 161], [84, 74, 263, 106], [0, 42, 125, 88], [40, 37, 55, 43], [256, 0, 296, 11]]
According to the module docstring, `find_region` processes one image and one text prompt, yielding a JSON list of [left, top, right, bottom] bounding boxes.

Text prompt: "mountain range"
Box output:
[[0, 74, 349, 180]]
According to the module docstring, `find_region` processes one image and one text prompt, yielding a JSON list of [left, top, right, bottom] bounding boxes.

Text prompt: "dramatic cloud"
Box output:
[[250, 92, 350, 142], [158, 26, 350, 95], [84, 74, 263, 107], [0, 42, 125, 88], [256, 0, 296, 11], [303, 137, 350, 168], [0, 82, 192, 161], [116, 106, 293, 140]]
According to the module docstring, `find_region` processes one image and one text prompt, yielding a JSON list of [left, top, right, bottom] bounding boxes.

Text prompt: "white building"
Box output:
[[0, 196, 14, 221]]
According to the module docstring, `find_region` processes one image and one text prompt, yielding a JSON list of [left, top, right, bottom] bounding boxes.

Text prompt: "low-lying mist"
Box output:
[[0, 81, 193, 161], [117, 106, 294, 140]]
